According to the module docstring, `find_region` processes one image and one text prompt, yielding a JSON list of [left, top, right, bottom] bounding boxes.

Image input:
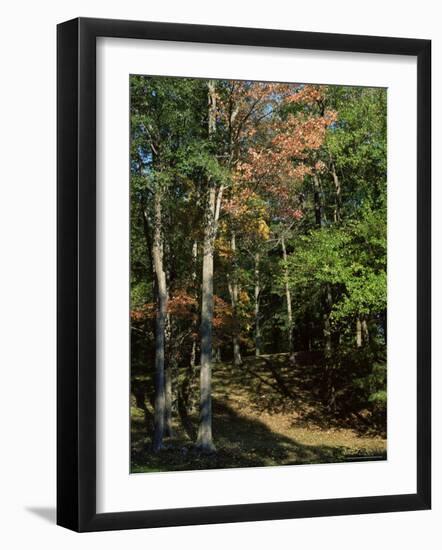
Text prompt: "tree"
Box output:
[[196, 80, 223, 452], [281, 85, 387, 415], [151, 188, 168, 450], [129, 77, 388, 459], [234, 84, 336, 355], [130, 75, 210, 450]]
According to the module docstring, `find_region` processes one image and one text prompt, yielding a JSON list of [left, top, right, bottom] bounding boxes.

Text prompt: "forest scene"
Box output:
[[130, 76, 387, 473]]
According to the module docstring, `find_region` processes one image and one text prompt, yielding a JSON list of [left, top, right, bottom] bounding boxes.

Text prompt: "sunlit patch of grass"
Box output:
[[131, 355, 387, 473]]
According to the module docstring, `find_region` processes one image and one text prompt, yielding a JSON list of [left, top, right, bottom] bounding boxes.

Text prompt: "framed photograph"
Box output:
[[57, 17, 431, 532]]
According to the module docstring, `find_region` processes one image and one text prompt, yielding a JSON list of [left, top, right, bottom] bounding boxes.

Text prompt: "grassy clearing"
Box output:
[[131, 354, 386, 473]]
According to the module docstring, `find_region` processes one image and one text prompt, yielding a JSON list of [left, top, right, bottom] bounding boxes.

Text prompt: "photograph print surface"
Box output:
[[129, 76, 387, 473]]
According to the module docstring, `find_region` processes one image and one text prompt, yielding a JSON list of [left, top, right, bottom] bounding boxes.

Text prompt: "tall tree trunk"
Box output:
[[197, 184, 216, 452], [254, 252, 261, 357], [281, 236, 294, 360], [164, 361, 173, 437], [331, 161, 341, 223], [197, 79, 218, 453], [140, 203, 156, 299], [362, 317, 369, 345], [313, 173, 323, 227], [356, 316, 362, 348], [140, 203, 162, 439], [229, 232, 242, 366], [152, 191, 168, 452]]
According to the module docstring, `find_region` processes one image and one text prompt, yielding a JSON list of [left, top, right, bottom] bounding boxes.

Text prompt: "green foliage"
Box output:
[[285, 208, 386, 320], [129, 75, 388, 462]]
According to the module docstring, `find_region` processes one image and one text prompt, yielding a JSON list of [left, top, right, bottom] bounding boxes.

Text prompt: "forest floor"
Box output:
[[131, 353, 386, 473]]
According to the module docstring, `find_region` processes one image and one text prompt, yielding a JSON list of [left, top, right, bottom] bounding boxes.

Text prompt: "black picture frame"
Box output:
[[57, 17, 431, 532]]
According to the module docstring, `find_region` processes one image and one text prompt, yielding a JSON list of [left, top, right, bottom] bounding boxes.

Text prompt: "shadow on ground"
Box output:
[[131, 397, 385, 473], [131, 353, 386, 473]]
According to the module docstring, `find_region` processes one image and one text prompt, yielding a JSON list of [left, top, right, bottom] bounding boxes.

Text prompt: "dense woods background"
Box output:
[[130, 76, 387, 472]]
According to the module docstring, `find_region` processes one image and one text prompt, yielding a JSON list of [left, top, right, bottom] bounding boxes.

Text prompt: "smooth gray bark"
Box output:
[[356, 317, 363, 348], [152, 191, 168, 452], [197, 80, 219, 453], [197, 185, 216, 452], [331, 161, 342, 223]]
